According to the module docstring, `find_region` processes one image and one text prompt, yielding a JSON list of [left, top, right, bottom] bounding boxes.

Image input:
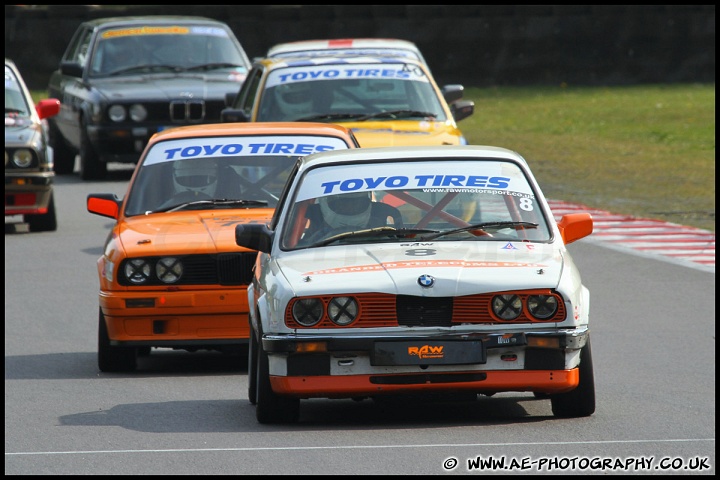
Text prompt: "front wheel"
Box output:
[[247, 325, 258, 405], [551, 338, 596, 418], [48, 119, 76, 175], [98, 308, 137, 373], [78, 120, 106, 180], [26, 191, 57, 232], [255, 340, 300, 424]]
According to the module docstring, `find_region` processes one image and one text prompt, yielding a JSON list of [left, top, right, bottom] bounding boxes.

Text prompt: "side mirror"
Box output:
[[36, 98, 61, 120], [450, 100, 474, 122], [59, 61, 83, 78], [441, 84, 465, 104], [87, 193, 122, 220], [236, 223, 274, 253], [221, 108, 250, 123], [557, 213, 593, 245]]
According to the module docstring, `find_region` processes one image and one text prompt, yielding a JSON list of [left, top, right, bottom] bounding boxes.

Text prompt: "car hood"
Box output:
[[91, 73, 246, 101], [338, 119, 465, 147], [5, 120, 43, 146], [116, 209, 272, 256], [276, 241, 565, 297]]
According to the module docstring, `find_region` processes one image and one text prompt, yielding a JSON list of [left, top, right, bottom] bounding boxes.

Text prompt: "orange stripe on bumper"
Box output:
[[270, 369, 579, 397]]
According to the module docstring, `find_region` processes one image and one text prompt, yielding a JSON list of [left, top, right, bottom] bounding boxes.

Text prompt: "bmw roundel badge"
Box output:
[[417, 274, 435, 288]]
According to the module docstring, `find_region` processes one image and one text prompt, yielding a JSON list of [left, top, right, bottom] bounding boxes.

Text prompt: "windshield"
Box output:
[[281, 159, 552, 249], [5, 65, 32, 118], [123, 134, 350, 216], [89, 26, 249, 77], [257, 62, 447, 122]]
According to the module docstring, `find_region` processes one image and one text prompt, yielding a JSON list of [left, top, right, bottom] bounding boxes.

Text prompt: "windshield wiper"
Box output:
[[307, 226, 438, 248], [5, 107, 26, 114], [294, 113, 368, 122], [421, 221, 539, 241], [185, 62, 245, 71], [356, 110, 437, 121], [147, 199, 268, 214], [106, 64, 185, 76]]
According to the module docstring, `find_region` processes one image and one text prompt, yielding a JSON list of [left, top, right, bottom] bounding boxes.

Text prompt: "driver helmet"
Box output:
[[274, 82, 314, 118], [172, 159, 218, 197], [319, 192, 372, 229]]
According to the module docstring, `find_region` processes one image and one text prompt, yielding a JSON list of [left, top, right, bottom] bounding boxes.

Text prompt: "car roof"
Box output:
[[299, 145, 528, 170], [255, 53, 430, 71], [77, 15, 230, 29], [267, 38, 425, 61], [146, 122, 358, 144]]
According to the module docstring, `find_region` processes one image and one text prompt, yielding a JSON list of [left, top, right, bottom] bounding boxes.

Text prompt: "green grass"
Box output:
[[460, 84, 715, 232], [33, 83, 715, 231]]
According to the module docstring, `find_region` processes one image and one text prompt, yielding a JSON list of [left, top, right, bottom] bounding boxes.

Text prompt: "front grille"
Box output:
[[169, 100, 205, 123], [217, 252, 257, 285], [284, 290, 566, 328], [397, 295, 453, 326], [119, 252, 257, 286], [142, 99, 226, 124]]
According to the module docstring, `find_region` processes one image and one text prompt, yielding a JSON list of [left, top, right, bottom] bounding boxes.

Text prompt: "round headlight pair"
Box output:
[[108, 104, 147, 122], [491, 294, 559, 321], [291, 296, 358, 327], [124, 257, 183, 284]]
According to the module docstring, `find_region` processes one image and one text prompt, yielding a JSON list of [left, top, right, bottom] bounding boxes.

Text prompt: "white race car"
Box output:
[[266, 37, 428, 67], [236, 145, 595, 424]]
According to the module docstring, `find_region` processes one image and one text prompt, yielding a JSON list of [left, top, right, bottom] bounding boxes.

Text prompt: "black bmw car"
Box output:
[[47, 16, 251, 180]]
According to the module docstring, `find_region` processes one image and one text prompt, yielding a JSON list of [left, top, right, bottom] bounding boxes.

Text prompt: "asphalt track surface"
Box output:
[[4, 171, 715, 475], [548, 200, 715, 273]]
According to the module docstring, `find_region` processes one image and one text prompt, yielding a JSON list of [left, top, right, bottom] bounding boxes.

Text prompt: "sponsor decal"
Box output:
[[266, 63, 429, 88], [102, 26, 229, 39], [295, 161, 534, 201], [144, 135, 349, 165], [303, 259, 546, 275], [501, 242, 519, 250], [408, 345, 444, 359]]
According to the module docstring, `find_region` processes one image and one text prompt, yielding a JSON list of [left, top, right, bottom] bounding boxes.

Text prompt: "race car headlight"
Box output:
[[492, 294, 522, 320], [156, 257, 183, 284], [124, 259, 151, 284], [129, 104, 147, 122], [327, 296, 358, 326], [108, 105, 126, 122], [12, 148, 35, 168], [292, 298, 323, 326], [527, 294, 558, 320]]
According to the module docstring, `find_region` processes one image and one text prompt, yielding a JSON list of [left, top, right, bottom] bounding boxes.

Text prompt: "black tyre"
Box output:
[[78, 120, 106, 180], [98, 308, 137, 373], [255, 341, 300, 424], [247, 325, 258, 405], [26, 191, 57, 232], [551, 337, 596, 418], [48, 119, 76, 175]]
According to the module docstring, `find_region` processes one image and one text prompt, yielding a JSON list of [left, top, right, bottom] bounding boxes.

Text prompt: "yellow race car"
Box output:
[[221, 54, 474, 147]]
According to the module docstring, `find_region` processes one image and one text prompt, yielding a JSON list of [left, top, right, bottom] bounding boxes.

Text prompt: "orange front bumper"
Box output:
[[270, 369, 580, 398]]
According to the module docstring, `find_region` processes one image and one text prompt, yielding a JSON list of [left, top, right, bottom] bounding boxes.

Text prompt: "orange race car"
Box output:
[[87, 122, 360, 372]]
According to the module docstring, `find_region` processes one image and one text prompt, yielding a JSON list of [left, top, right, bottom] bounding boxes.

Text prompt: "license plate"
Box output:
[[371, 340, 485, 366]]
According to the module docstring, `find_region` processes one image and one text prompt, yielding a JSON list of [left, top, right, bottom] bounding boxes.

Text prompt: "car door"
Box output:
[[222, 65, 264, 122], [48, 25, 94, 149]]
